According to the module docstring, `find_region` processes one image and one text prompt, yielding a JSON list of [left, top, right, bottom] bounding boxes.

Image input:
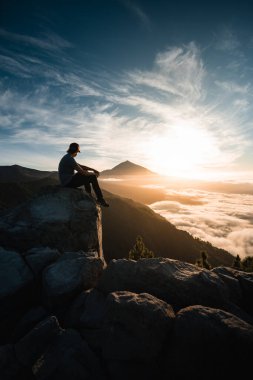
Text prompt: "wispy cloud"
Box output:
[[215, 27, 241, 52], [214, 80, 250, 94], [128, 42, 205, 101], [0, 28, 72, 52], [119, 0, 151, 28]]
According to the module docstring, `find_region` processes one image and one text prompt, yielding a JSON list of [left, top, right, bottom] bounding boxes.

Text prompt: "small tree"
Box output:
[[196, 251, 211, 270], [232, 254, 242, 270], [128, 235, 154, 260], [241, 256, 253, 272]]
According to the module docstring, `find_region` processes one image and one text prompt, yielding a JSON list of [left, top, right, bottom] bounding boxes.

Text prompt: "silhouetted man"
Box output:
[[58, 142, 109, 207]]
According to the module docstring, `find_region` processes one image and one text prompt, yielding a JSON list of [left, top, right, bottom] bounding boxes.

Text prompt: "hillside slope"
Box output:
[[101, 190, 233, 266]]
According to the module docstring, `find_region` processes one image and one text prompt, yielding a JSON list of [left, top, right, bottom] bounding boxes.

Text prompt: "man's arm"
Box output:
[[78, 163, 99, 176], [74, 163, 99, 176]]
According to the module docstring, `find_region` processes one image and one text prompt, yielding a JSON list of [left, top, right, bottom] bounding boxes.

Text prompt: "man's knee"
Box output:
[[89, 174, 97, 182]]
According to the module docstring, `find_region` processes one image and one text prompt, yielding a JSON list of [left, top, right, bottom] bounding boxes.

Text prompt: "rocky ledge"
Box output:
[[0, 187, 252, 379]]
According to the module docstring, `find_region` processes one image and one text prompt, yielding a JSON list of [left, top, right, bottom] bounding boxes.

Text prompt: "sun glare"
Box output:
[[146, 123, 221, 179]]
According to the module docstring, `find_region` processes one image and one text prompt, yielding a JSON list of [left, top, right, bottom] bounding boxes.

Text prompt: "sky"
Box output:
[[1, 0, 253, 180]]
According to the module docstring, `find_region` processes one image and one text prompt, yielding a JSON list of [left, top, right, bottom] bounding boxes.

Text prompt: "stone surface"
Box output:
[[12, 306, 49, 342], [33, 329, 105, 380], [0, 247, 34, 299], [101, 291, 175, 361], [0, 247, 35, 343], [212, 266, 243, 306], [0, 186, 103, 258], [165, 305, 253, 379], [24, 247, 60, 276], [213, 266, 253, 315], [42, 252, 104, 308], [0, 344, 34, 380], [15, 316, 62, 367], [97, 258, 230, 310]]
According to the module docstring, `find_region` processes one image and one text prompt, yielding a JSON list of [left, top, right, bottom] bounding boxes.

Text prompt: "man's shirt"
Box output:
[[58, 153, 77, 185]]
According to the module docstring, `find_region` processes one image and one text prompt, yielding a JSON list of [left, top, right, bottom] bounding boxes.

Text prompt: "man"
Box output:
[[58, 142, 109, 207]]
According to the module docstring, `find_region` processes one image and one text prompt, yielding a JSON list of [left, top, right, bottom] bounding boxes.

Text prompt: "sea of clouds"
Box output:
[[150, 189, 253, 258]]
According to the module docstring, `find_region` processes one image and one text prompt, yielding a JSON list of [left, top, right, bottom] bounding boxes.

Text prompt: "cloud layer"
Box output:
[[150, 188, 253, 258]]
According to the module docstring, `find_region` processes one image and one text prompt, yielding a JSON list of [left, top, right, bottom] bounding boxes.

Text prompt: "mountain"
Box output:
[[101, 160, 155, 177], [0, 164, 57, 183], [0, 164, 234, 267]]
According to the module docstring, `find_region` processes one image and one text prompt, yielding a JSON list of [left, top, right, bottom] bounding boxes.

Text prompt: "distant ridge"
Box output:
[[0, 164, 57, 183], [101, 160, 155, 177]]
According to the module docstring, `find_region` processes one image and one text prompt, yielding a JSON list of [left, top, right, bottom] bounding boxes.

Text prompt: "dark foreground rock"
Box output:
[[165, 305, 253, 379]]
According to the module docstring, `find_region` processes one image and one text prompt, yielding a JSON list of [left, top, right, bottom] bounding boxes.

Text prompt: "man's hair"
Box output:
[[67, 142, 80, 153]]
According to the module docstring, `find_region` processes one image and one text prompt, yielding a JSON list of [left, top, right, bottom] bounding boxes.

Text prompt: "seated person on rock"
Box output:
[[58, 142, 109, 207]]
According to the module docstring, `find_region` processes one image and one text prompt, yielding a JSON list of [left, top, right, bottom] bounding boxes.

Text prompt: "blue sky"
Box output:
[[1, 0, 253, 179]]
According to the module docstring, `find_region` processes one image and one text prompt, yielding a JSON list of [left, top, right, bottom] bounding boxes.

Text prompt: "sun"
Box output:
[[145, 122, 221, 179]]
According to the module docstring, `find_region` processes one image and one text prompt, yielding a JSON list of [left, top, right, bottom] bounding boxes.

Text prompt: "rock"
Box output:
[[237, 272, 253, 314], [0, 344, 34, 380], [33, 329, 105, 380], [42, 252, 104, 308], [0, 187, 103, 258], [24, 247, 60, 276], [97, 258, 229, 310], [15, 316, 62, 367], [12, 306, 49, 342], [64, 288, 107, 330], [164, 305, 253, 379], [212, 266, 243, 306], [101, 291, 175, 362], [0, 247, 34, 343], [213, 267, 253, 315]]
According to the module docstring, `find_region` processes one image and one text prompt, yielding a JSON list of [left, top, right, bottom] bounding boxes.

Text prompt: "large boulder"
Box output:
[[97, 258, 230, 311], [0, 247, 35, 343], [0, 187, 103, 258], [33, 329, 105, 380], [78, 290, 175, 380], [164, 305, 253, 379], [42, 252, 104, 308], [100, 291, 175, 361]]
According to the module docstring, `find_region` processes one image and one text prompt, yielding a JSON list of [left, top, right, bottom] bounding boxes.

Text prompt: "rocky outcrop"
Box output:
[[97, 257, 230, 310], [0, 187, 253, 379], [0, 187, 103, 257]]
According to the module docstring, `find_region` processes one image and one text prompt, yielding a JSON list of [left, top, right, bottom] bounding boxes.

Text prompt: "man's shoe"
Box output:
[[97, 198, 109, 207]]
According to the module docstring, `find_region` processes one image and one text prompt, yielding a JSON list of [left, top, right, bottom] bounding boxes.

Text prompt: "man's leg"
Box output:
[[66, 173, 91, 194], [66, 173, 109, 206]]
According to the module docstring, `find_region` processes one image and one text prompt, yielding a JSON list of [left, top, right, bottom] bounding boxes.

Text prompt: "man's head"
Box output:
[[67, 142, 80, 156]]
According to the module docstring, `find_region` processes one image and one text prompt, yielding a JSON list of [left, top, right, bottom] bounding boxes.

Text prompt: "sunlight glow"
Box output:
[[145, 122, 221, 179]]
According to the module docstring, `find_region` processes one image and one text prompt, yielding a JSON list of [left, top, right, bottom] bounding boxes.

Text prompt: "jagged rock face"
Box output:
[[0, 187, 103, 258], [97, 257, 230, 310]]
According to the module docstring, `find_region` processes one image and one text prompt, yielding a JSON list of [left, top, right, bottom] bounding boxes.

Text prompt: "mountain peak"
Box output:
[[101, 160, 154, 177]]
